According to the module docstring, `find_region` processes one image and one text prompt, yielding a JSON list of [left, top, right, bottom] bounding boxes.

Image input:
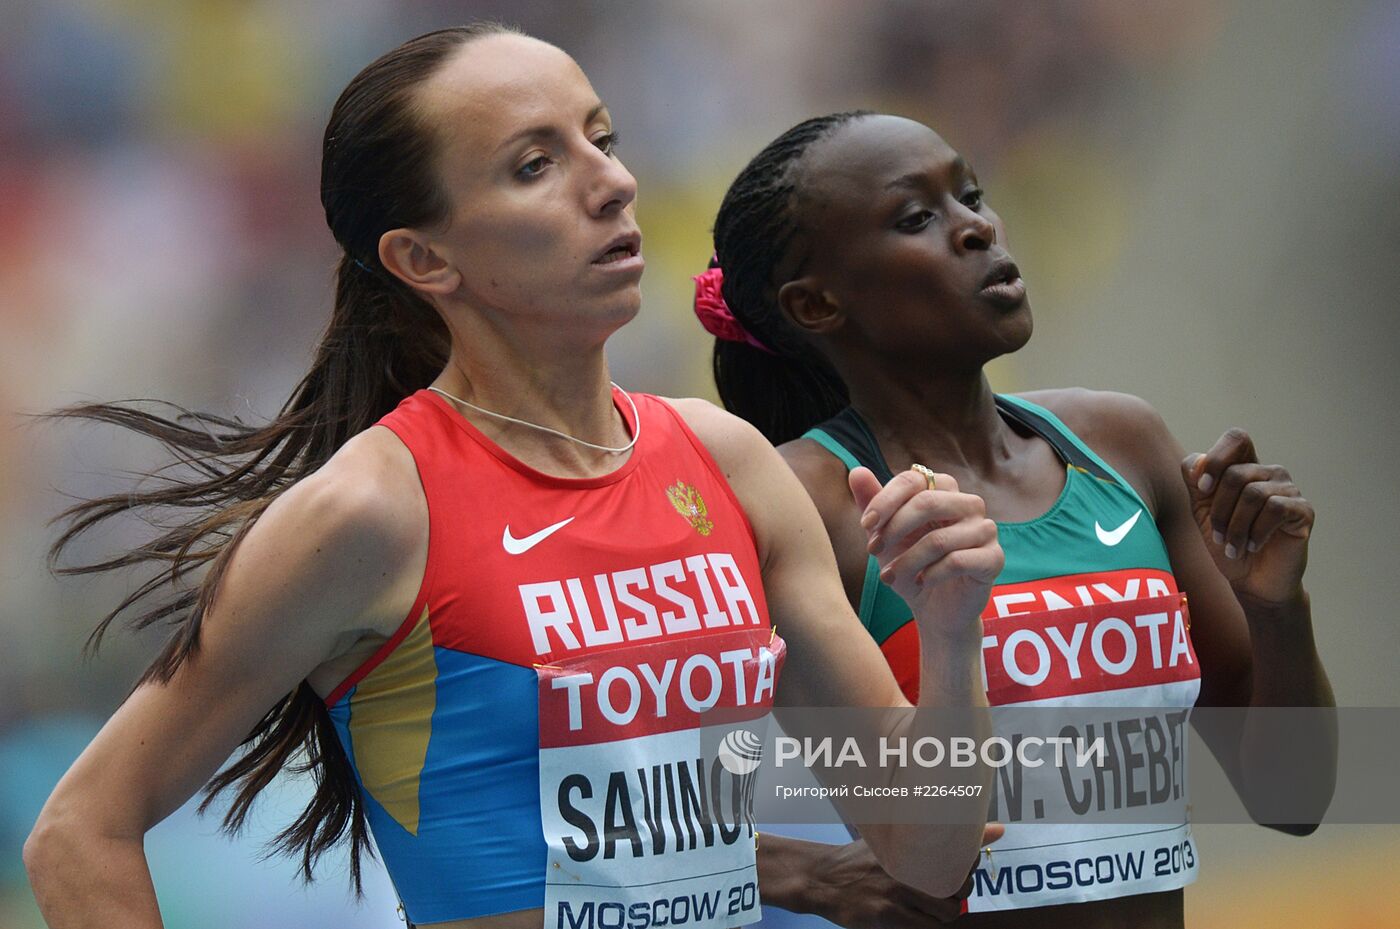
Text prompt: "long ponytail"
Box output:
[[710, 112, 870, 445], [46, 22, 517, 889]]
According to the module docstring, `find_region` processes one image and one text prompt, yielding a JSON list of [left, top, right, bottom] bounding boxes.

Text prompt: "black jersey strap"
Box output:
[[809, 407, 896, 484], [993, 396, 1118, 483], [808, 397, 1117, 485]]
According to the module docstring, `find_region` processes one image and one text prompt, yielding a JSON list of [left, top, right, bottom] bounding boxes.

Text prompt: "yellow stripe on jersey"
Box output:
[[349, 605, 437, 835]]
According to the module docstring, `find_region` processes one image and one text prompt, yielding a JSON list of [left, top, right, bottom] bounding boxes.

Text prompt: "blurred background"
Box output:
[[2, 0, 1397, 926]]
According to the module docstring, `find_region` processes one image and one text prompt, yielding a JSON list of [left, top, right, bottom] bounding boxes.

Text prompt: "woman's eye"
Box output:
[[961, 187, 984, 209], [897, 209, 935, 231], [518, 155, 552, 178], [593, 132, 619, 155]]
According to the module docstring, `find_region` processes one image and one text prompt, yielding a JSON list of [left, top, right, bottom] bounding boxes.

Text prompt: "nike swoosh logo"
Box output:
[[503, 517, 575, 555], [1095, 509, 1142, 546]]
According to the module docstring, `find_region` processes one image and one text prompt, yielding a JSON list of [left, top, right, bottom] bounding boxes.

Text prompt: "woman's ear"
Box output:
[[378, 228, 461, 296], [778, 277, 844, 336]]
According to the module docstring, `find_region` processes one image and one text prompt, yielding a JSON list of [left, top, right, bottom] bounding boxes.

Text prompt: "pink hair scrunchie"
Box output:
[[692, 264, 774, 354]]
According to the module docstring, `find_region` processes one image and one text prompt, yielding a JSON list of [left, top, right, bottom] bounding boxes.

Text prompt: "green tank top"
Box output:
[[796, 395, 1202, 912], [803, 394, 1181, 701]]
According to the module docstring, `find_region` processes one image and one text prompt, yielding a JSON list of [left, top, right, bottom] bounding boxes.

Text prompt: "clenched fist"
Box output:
[[849, 466, 1004, 640], [1183, 428, 1313, 605]]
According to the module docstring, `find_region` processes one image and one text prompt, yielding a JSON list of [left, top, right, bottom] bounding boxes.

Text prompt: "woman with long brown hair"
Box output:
[[23, 27, 1003, 929]]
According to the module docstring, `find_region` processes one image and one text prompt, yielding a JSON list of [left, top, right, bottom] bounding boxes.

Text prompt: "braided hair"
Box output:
[[712, 111, 869, 445]]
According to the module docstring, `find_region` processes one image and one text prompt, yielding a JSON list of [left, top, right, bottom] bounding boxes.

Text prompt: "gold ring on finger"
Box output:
[[911, 463, 937, 491]]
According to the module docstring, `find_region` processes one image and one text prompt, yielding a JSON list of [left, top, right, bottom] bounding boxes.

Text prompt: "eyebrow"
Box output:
[[884, 155, 973, 191], [494, 103, 610, 154]]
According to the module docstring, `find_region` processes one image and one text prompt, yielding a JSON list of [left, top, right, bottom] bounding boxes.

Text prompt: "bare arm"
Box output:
[[23, 427, 427, 928], [672, 399, 1000, 898], [756, 440, 1002, 925], [1033, 388, 1336, 833]]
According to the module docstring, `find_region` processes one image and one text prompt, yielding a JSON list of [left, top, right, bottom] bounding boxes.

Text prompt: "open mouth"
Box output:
[[978, 256, 1026, 304], [593, 234, 642, 265], [980, 258, 1021, 290]]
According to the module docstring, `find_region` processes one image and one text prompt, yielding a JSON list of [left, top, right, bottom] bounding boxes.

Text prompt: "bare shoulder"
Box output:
[[1019, 388, 1177, 456], [267, 425, 423, 559], [778, 435, 848, 489], [221, 424, 428, 642], [658, 396, 776, 477], [658, 397, 836, 566], [659, 396, 852, 518], [1018, 387, 1166, 437], [778, 436, 859, 522], [1017, 387, 1182, 510]]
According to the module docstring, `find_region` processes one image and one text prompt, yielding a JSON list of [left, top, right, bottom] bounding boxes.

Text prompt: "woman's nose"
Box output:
[[952, 206, 996, 254], [587, 148, 637, 218]]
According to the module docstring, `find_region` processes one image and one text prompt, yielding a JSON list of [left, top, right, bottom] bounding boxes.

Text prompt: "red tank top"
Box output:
[[323, 388, 781, 926]]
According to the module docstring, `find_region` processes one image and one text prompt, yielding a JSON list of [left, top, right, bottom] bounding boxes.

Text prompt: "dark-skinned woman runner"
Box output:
[[696, 111, 1335, 928], [23, 37, 1004, 929]]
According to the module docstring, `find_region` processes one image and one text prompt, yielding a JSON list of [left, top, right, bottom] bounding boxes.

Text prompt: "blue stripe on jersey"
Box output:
[[329, 649, 545, 923]]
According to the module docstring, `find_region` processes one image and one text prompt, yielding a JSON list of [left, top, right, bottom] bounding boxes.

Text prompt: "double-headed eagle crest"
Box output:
[[665, 480, 713, 536]]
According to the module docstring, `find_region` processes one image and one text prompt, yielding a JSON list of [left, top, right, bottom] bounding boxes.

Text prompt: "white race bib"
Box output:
[[537, 628, 785, 929], [968, 593, 1201, 911]]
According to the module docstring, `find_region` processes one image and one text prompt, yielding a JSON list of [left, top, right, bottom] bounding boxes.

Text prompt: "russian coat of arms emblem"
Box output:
[[665, 480, 713, 536]]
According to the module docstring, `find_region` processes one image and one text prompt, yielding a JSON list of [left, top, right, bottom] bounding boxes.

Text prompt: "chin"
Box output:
[[610, 291, 643, 324], [1002, 303, 1033, 351], [586, 294, 642, 343]]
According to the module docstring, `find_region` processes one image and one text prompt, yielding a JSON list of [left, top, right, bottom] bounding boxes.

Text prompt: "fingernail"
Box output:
[[1224, 543, 1238, 560], [868, 534, 883, 555], [1247, 540, 1259, 553], [860, 512, 877, 530], [1198, 473, 1215, 494], [1213, 530, 1225, 545], [880, 568, 894, 584]]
